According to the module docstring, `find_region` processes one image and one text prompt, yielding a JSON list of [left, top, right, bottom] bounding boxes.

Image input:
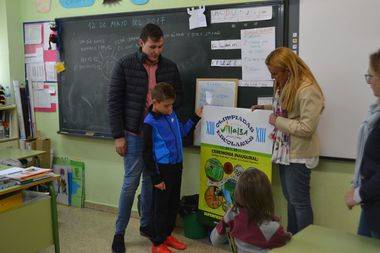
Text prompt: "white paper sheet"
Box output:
[[241, 27, 275, 81], [0, 167, 24, 177], [45, 62, 57, 81], [24, 47, 44, 63], [25, 24, 42, 44], [33, 82, 51, 108], [26, 62, 46, 81], [239, 80, 274, 87], [211, 59, 242, 67], [211, 6, 272, 24], [211, 40, 241, 50], [188, 6, 207, 30], [194, 79, 238, 146], [257, 96, 273, 105]]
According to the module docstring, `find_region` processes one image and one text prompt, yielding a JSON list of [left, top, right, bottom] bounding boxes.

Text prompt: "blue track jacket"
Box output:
[[143, 110, 200, 184]]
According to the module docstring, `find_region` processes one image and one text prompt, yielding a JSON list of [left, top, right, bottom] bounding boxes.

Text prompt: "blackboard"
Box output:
[[56, 0, 287, 138]]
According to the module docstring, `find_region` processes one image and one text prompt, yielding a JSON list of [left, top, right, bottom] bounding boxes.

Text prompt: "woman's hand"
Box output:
[[345, 187, 358, 210], [269, 113, 277, 126], [251, 104, 264, 111]]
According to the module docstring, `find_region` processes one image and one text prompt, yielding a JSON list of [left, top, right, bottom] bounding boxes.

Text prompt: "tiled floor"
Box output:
[[40, 205, 229, 253]]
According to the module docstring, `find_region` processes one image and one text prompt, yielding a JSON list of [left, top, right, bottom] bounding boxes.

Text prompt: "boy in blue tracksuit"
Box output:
[[143, 82, 202, 253]]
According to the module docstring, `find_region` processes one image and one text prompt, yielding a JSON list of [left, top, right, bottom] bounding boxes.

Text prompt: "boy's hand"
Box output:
[[154, 182, 166, 190], [196, 106, 203, 117], [251, 104, 264, 111]]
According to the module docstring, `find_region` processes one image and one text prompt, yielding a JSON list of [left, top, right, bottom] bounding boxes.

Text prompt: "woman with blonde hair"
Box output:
[[252, 47, 324, 234]]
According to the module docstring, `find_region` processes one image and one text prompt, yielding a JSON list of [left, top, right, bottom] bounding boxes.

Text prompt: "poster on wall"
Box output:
[[193, 78, 238, 146], [198, 106, 273, 220], [59, 0, 95, 9]]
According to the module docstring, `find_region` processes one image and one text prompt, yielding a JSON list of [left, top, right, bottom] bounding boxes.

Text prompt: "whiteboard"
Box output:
[[299, 0, 380, 159], [193, 78, 238, 146]]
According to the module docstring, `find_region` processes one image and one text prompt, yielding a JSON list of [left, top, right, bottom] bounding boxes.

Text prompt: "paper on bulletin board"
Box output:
[[193, 79, 238, 146], [26, 62, 45, 81], [211, 6, 272, 24], [45, 62, 57, 81], [32, 82, 57, 112], [25, 47, 44, 64], [241, 27, 275, 81], [198, 106, 273, 219], [24, 24, 42, 44]]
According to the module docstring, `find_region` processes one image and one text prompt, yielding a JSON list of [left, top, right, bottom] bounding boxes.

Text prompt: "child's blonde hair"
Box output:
[[234, 168, 274, 225]]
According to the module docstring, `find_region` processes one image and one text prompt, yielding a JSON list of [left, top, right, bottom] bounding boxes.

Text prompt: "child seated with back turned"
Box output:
[[143, 82, 202, 253], [210, 168, 292, 253]]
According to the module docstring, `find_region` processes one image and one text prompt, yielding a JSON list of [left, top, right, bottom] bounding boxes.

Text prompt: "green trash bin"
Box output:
[[183, 212, 208, 239], [180, 195, 207, 239]]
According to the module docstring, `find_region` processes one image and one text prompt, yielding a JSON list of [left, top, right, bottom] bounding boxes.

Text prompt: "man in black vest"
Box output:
[[108, 23, 182, 253]]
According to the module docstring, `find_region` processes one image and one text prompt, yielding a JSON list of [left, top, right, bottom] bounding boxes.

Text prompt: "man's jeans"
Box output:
[[115, 134, 153, 235], [279, 163, 313, 234]]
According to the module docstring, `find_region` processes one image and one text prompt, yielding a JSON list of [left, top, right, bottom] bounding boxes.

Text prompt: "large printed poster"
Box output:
[[199, 106, 273, 219]]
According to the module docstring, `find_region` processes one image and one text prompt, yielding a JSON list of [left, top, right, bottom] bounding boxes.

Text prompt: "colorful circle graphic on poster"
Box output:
[[204, 186, 224, 209], [223, 161, 233, 174], [233, 164, 244, 178], [205, 158, 224, 182], [221, 178, 237, 209]]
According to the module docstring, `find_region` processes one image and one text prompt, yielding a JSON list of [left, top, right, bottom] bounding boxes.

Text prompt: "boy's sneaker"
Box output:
[[140, 225, 154, 238], [111, 234, 125, 253], [152, 244, 173, 253], [164, 235, 187, 250]]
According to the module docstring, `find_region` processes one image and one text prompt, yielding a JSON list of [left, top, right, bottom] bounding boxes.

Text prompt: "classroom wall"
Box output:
[[0, 0, 10, 84], [2, 0, 361, 233]]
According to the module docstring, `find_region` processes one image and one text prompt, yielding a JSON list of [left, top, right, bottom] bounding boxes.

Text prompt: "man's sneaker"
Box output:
[[140, 225, 154, 238], [164, 235, 187, 250], [111, 234, 125, 253], [152, 244, 173, 253]]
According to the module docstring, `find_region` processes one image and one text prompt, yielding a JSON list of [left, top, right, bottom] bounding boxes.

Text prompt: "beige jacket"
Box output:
[[267, 82, 324, 159]]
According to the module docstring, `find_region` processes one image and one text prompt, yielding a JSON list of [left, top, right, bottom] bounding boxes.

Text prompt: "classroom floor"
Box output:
[[39, 205, 229, 253]]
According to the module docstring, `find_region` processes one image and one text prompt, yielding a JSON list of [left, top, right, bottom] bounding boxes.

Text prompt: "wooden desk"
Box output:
[[271, 225, 380, 253], [0, 170, 60, 253], [0, 148, 45, 160]]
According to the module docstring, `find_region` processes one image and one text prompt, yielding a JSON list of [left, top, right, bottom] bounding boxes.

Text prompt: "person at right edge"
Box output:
[[345, 49, 380, 239], [252, 47, 324, 234]]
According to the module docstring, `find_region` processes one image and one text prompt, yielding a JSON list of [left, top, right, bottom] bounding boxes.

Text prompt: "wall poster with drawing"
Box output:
[[193, 78, 238, 146]]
